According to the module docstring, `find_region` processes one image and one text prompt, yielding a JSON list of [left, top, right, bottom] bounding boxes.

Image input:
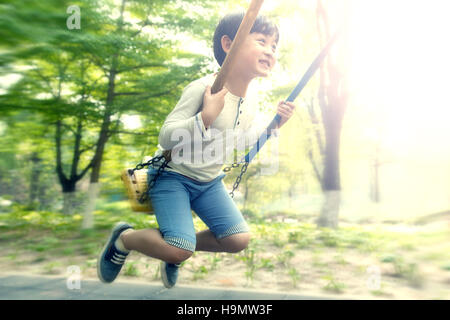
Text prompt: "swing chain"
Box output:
[[128, 155, 170, 204], [228, 161, 249, 199], [131, 154, 249, 201]]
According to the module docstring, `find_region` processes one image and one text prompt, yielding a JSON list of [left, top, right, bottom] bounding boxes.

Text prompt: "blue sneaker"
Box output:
[[161, 261, 181, 288], [97, 222, 133, 283]]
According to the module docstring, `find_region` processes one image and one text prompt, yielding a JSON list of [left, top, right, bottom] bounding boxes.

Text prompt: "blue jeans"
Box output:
[[147, 167, 249, 252]]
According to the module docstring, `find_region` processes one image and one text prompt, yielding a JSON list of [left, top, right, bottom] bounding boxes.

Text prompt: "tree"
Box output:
[[78, 0, 225, 229], [307, 0, 350, 228], [1, 0, 226, 227]]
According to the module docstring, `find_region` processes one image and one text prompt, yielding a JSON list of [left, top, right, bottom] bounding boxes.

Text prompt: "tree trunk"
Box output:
[[80, 85, 113, 228], [82, 182, 99, 229], [322, 121, 342, 190], [317, 122, 342, 228], [288, 183, 296, 209], [63, 191, 79, 215], [61, 179, 78, 214], [314, 0, 349, 229], [370, 143, 381, 203], [316, 116, 343, 229], [29, 152, 42, 204], [82, 118, 110, 229], [317, 190, 340, 228], [81, 0, 126, 229]]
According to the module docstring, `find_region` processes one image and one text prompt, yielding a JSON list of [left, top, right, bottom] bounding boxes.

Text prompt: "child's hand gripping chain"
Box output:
[[201, 85, 229, 129]]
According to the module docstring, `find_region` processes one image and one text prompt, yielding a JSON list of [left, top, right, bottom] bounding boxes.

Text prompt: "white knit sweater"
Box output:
[[152, 73, 279, 182]]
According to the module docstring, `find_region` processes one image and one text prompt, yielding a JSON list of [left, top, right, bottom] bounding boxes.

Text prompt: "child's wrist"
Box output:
[[200, 111, 211, 129]]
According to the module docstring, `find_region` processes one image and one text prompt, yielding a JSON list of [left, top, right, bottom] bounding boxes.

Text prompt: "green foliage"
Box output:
[[0, 203, 155, 260], [152, 263, 161, 281], [43, 262, 62, 275], [380, 254, 396, 263], [277, 249, 294, 267], [0, 203, 447, 299], [0, 0, 230, 216], [288, 230, 314, 248], [316, 229, 340, 247], [258, 258, 275, 272], [123, 261, 140, 277], [0, 0, 325, 223], [322, 273, 346, 294], [238, 247, 257, 285], [441, 263, 450, 271], [208, 253, 222, 271], [288, 267, 301, 288], [381, 255, 425, 288], [192, 265, 209, 281]]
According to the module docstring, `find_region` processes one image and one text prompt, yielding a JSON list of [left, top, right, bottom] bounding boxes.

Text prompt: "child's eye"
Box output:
[[258, 39, 266, 44]]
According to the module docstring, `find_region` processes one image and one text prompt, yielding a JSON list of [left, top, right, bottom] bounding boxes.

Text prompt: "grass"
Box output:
[[441, 263, 450, 271], [43, 262, 62, 275], [259, 258, 275, 271], [123, 261, 140, 277], [1, 202, 449, 299], [86, 259, 97, 268], [277, 249, 295, 267], [370, 284, 392, 298], [333, 254, 348, 266], [288, 230, 314, 249], [240, 248, 257, 285], [322, 273, 346, 294], [6, 253, 17, 260], [192, 265, 209, 281], [380, 255, 425, 288], [392, 259, 424, 288], [311, 250, 327, 268], [288, 267, 301, 288]]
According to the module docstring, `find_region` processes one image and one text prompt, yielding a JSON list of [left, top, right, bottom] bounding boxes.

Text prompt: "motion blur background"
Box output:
[[0, 0, 449, 299]]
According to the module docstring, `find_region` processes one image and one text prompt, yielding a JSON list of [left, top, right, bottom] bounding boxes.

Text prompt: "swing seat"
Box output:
[[121, 167, 153, 214]]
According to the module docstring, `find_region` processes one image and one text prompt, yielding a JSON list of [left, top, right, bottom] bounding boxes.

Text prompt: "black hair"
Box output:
[[213, 12, 280, 67]]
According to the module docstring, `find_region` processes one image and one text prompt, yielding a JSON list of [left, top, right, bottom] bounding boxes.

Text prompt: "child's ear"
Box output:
[[221, 35, 232, 53]]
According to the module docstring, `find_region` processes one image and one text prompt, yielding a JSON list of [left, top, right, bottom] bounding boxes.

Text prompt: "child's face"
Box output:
[[223, 32, 278, 79]]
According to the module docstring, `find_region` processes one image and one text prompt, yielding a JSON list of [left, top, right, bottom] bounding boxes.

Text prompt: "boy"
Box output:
[[97, 12, 296, 288]]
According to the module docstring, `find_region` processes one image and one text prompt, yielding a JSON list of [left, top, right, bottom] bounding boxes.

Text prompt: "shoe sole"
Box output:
[[160, 261, 174, 289], [97, 221, 132, 284]]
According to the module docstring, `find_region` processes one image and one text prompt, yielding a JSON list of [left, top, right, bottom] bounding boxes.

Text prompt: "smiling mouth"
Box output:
[[259, 60, 270, 68]]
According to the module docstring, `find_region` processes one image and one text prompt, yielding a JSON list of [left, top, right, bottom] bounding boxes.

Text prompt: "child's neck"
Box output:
[[223, 72, 253, 99]]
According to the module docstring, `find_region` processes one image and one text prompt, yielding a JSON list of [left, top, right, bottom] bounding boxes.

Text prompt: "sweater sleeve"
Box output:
[[158, 80, 211, 150]]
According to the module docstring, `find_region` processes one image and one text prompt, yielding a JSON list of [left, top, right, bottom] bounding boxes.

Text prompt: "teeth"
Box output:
[[260, 61, 269, 68]]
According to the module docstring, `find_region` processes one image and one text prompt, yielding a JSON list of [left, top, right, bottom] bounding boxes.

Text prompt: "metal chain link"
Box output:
[[130, 154, 250, 202], [127, 155, 169, 204], [225, 161, 249, 199]]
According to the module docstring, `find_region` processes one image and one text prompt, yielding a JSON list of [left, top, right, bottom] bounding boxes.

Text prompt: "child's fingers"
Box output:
[[277, 109, 289, 117], [204, 85, 212, 97], [279, 100, 294, 105], [278, 103, 292, 114], [278, 104, 295, 118], [280, 101, 296, 110], [218, 86, 229, 97]]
